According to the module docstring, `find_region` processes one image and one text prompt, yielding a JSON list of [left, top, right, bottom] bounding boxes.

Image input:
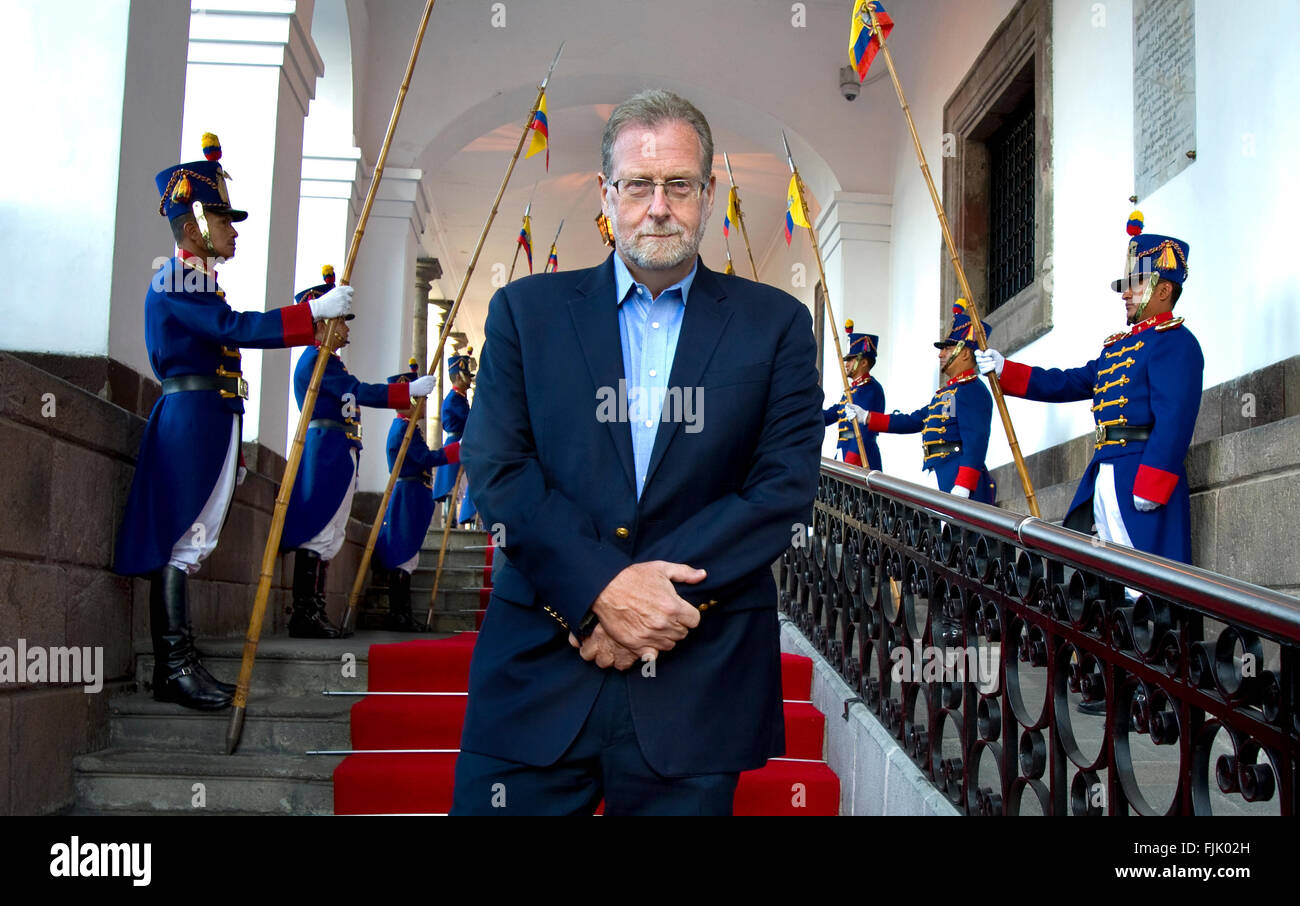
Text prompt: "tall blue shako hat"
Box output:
[[155, 132, 248, 222], [1112, 210, 1190, 291], [294, 264, 354, 320], [842, 320, 879, 363], [935, 298, 991, 349], [388, 358, 420, 384], [448, 348, 475, 378]]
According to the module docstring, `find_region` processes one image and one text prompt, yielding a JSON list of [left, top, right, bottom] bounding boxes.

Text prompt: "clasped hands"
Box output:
[[567, 560, 705, 670]]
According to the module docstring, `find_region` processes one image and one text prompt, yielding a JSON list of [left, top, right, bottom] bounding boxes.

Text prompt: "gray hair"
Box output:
[[600, 89, 714, 179]]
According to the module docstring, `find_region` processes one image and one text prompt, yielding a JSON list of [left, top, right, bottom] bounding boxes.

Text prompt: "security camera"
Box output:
[[840, 65, 860, 101]]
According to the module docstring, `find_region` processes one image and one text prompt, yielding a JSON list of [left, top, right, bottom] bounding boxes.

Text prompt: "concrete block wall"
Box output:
[[0, 353, 372, 814], [991, 355, 1300, 597]]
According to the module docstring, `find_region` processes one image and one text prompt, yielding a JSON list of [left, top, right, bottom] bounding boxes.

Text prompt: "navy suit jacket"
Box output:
[[459, 254, 823, 776]]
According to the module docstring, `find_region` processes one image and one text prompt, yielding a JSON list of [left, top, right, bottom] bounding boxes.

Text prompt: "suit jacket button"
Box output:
[[614, 526, 630, 539]]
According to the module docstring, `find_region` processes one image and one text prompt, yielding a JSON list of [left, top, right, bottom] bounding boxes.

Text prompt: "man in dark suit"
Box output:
[[452, 89, 823, 815]]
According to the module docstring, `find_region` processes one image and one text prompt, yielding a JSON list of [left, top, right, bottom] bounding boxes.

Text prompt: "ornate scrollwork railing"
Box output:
[[778, 460, 1299, 815]]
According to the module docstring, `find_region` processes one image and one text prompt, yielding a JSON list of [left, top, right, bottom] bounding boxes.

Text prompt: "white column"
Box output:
[[345, 167, 432, 493], [181, 0, 323, 455], [286, 148, 362, 451], [1, 0, 189, 377], [815, 192, 893, 458]]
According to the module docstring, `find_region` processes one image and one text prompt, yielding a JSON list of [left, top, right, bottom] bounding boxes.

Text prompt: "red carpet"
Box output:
[[334, 637, 840, 815]]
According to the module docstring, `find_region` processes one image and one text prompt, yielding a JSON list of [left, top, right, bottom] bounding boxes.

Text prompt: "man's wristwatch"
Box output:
[[574, 609, 599, 640]]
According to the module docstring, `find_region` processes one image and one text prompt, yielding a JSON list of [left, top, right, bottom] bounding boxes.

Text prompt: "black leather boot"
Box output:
[[315, 556, 348, 638], [385, 569, 430, 632], [150, 567, 232, 710], [289, 550, 339, 639]]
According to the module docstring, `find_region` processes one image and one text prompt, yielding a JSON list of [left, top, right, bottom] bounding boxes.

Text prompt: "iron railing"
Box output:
[[778, 460, 1300, 815]]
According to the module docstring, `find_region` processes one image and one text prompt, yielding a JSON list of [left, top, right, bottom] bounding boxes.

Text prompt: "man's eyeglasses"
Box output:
[[608, 177, 706, 202]]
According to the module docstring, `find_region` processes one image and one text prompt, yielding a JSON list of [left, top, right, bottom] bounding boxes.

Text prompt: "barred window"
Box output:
[[987, 94, 1035, 312]]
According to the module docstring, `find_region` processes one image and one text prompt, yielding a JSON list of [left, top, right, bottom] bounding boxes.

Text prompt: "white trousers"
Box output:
[[168, 415, 240, 575], [1093, 462, 1141, 600], [299, 449, 359, 562], [397, 550, 421, 574], [1092, 463, 1136, 548]]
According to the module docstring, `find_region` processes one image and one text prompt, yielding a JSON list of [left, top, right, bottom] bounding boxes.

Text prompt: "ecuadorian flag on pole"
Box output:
[[518, 215, 533, 273], [849, 0, 893, 82], [784, 174, 810, 245], [526, 91, 550, 170], [723, 186, 739, 238], [545, 243, 558, 273]]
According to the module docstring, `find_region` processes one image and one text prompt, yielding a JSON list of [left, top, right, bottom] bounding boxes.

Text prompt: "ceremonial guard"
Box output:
[[431, 349, 476, 524], [114, 135, 353, 710], [280, 269, 437, 638], [976, 216, 1202, 562], [823, 320, 885, 469], [846, 299, 996, 502], [374, 360, 461, 632]]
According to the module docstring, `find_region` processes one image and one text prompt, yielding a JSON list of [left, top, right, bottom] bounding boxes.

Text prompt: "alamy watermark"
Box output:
[[0, 639, 104, 693], [596, 379, 703, 434], [890, 640, 1000, 694]]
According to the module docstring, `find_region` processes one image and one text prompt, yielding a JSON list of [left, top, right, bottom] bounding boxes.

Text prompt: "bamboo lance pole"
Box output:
[[863, 3, 1039, 516], [782, 132, 870, 471], [225, 0, 440, 754], [426, 464, 466, 625], [722, 152, 759, 280], [342, 42, 566, 633]]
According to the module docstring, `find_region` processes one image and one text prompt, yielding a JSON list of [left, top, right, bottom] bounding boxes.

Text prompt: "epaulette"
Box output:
[[1102, 330, 1130, 348], [1154, 316, 1185, 332]]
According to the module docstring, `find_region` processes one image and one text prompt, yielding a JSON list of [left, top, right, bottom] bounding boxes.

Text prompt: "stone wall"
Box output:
[[0, 353, 372, 814], [991, 354, 1300, 597]]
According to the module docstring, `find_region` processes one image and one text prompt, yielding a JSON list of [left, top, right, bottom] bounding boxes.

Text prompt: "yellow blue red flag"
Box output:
[[849, 0, 894, 82], [517, 214, 533, 273], [526, 91, 549, 170], [545, 243, 558, 273], [784, 174, 810, 245], [723, 187, 739, 237]]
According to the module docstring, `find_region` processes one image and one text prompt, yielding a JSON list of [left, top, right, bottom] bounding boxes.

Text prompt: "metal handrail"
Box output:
[[821, 459, 1300, 642]]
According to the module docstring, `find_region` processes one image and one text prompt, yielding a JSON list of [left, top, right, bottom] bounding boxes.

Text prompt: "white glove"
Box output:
[[951, 485, 971, 499], [309, 284, 354, 321], [1133, 494, 1161, 512], [236, 465, 247, 486], [408, 374, 438, 398], [843, 403, 870, 425], [974, 348, 1004, 377]]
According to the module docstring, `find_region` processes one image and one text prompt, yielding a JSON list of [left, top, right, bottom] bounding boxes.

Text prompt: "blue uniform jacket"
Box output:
[[375, 417, 453, 570], [458, 255, 823, 776], [280, 347, 409, 550], [114, 257, 316, 576], [431, 390, 469, 501], [870, 370, 996, 503], [823, 377, 885, 470], [998, 311, 1203, 562]]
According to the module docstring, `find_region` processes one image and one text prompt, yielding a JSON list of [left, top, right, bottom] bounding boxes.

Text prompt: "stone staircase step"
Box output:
[[74, 748, 342, 815], [133, 632, 458, 697], [108, 691, 353, 755]]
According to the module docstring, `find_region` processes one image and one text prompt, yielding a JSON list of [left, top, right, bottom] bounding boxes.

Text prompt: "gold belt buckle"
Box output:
[[1094, 424, 1106, 445], [347, 421, 362, 443], [237, 377, 249, 399]]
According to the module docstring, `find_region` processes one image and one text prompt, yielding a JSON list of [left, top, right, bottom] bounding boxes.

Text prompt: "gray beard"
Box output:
[[610, 208, 710, 272]]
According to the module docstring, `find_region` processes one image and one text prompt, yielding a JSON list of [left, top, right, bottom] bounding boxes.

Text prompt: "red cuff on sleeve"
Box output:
[[442, 441, 461, 465], [387, 382, 412, 410], [998, 360, 1032, 396], [844, 451, 862, 467], [280, 301, 316, 347], [955, 466, 981, 491], [1133, 463, 1179, 505], [866, 412, 890, 433]]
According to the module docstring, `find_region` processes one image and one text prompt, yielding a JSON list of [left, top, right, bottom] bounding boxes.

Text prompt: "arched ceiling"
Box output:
[[326, 0, 967, 345]]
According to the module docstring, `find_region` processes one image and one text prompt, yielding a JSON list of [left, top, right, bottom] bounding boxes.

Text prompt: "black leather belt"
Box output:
[[161, 373, 248, 399], [309, 418, 362, 443], [397, 474, 432, 488], [923, 441, 961, 461], [1095, 423, 1152, 445]]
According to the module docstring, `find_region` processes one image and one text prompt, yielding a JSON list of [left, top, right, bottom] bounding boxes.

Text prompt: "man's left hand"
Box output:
[[570, 625, 640, 671], [1133, 494, 1161, 512]]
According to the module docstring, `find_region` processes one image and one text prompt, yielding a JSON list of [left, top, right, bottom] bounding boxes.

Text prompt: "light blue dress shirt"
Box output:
[[613, 253, 695, 499]]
